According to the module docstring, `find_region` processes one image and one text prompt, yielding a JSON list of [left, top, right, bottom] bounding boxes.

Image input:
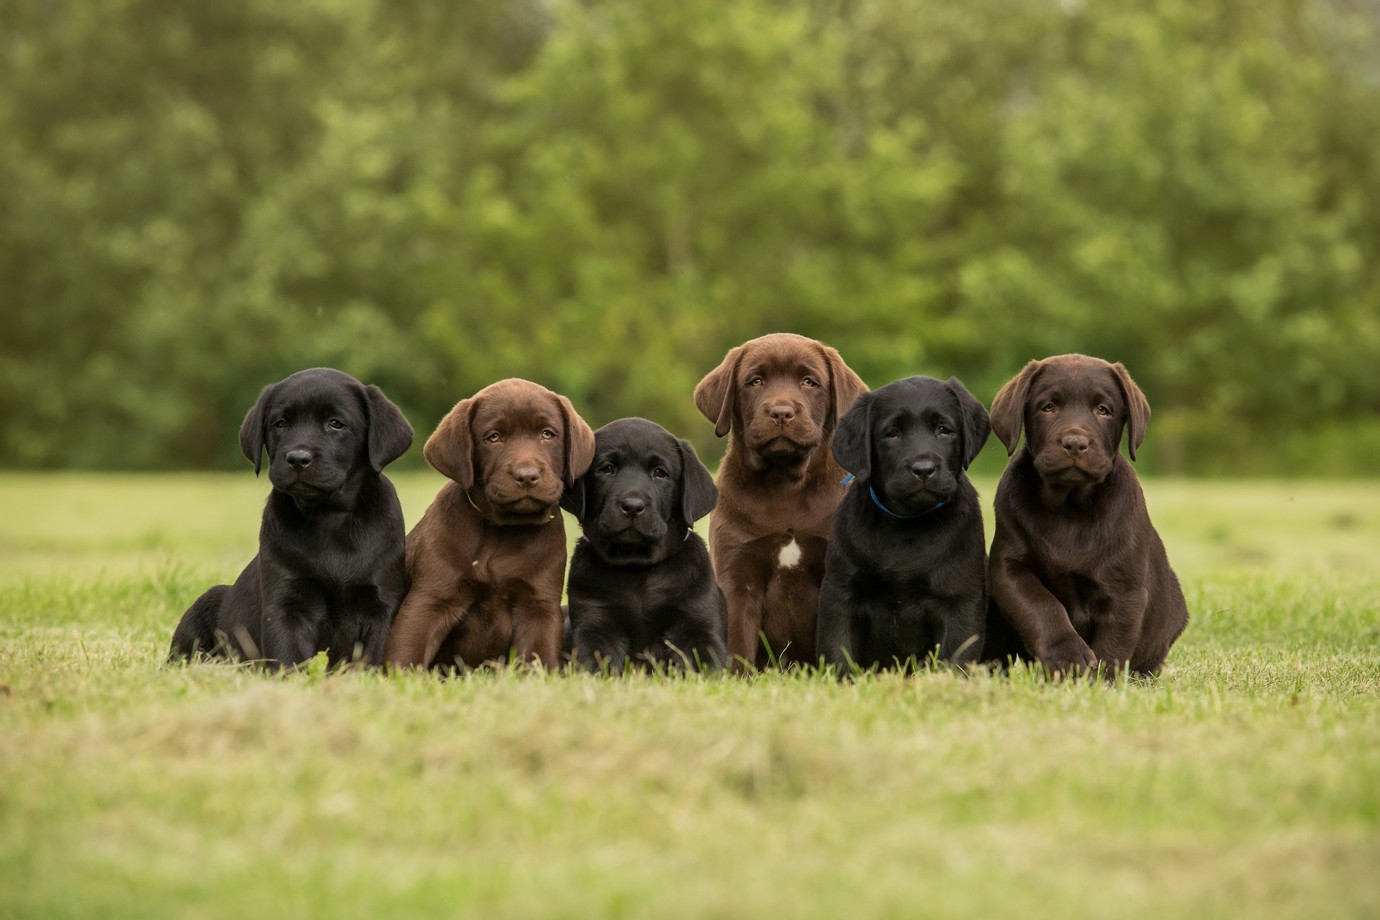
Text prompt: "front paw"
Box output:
[[1037, 634, 1098, 680]]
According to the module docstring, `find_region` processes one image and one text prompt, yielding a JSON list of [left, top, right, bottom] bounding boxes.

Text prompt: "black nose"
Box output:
[[1061, 434, 1090, 456], [911, 459, 937, 481], [286, 449, 313, 470], [618, 496, 647, 518], [768, 404, 795, 423]]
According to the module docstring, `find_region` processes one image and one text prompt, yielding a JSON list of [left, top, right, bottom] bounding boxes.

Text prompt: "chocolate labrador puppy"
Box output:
[[168, 367, 414, 668], [695, 333, 867, 670], [384, 378, 595, 670], [817, 376, 991, 674], [985, 354, 1188, 677], [562, 417, 726, 673]]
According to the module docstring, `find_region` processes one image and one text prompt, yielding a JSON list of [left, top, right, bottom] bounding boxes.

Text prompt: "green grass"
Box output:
[[2, 473, 1379, 918]]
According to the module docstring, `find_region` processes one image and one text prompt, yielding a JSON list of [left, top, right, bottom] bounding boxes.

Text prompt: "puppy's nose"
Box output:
[[286, 449, 313, 470], [1061, 434, 1090, 456], [618, 496, 647, 518], [911, 459, 937, 481], [513, 465, 541, 487], [768, 404, 795, 423]]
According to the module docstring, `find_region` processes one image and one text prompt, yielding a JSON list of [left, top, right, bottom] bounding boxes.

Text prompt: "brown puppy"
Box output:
[[384, 379, 595, 670], [695, 333, 867, 670], [985, 354, 1188, 677]]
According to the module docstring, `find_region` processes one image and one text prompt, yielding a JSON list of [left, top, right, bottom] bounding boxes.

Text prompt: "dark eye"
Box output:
[[1040, 402, 1056, 414], [271, 419, 287, 430], [936, 425, 954, 436], [1096, 405, 1113, 417], [541, 428, 557, 440], [597, 462, 615, 475], [485, 432, 501, 443], [746, 377, 764, 387], [327, 418, 345, 430], [883, 428, 900, 440], [802, 376, 819, 388], [652, 467, 669, 480]]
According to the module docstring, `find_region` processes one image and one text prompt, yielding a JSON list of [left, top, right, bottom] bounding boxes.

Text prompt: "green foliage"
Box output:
[[2, 0, 1378, 472]]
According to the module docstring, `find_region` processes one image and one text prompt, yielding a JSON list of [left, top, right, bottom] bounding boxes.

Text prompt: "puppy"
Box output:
[[816, 376, 991, 673], [168, 367, 414, 668], [985, 354, 1189, 677], [384, 379, 595, 670], [562, 418, 727, 673], [695, 333, 867, 670]]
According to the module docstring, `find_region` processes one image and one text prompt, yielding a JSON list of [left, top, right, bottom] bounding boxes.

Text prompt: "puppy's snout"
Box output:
[[1060, 433, 1090, 457], [618, 496, 647, 518], [285, 449, 313, 470], [767, 403, 796, 424], [910, 459, 938, 481]]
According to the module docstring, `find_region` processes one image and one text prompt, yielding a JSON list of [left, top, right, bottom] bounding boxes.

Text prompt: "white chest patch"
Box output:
[[777, 538, 802, 569]]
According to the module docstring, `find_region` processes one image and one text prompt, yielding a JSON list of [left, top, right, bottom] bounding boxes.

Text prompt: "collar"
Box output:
[[839, 474, 945, 520]]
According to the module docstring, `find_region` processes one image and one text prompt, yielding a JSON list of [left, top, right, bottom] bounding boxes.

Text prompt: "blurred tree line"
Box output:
[[2, 0, 1378, 474]]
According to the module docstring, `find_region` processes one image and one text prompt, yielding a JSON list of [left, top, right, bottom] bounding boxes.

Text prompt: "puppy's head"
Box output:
[[423, 378, 595, 525], [239, 368, 413, 508], [694, 333, 866, 475], [561, 417, 717, 566], [832, 376, 990, 515], [990, 354, 1150, 486]]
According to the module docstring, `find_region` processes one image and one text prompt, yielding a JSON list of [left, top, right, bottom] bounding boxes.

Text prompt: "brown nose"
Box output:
[[513, 465, 541, 487], [1060, 434, 1090, 457], [768, 404, 795, 423]]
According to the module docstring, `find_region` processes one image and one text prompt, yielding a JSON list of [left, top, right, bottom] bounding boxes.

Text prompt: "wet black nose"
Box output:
[[618, 496, 647, 518], [1061, 434, 1090, 456], [911, 459, 937, 481], [286, 449, 313, 470]]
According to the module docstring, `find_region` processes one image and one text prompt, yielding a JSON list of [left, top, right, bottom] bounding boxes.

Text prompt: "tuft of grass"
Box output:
[[2, 474, 1379, 918]]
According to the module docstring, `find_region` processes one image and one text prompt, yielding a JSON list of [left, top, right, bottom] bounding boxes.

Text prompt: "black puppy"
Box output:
[[561, 417, 726, 673], [816, 376, 991, 673], [169, 367, 413, 668]]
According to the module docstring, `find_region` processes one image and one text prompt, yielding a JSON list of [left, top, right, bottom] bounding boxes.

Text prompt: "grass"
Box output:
[[2, 472, 1378, 918]]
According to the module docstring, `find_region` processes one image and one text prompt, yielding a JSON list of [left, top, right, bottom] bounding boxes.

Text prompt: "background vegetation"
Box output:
[[3, 0, 1379, 474]]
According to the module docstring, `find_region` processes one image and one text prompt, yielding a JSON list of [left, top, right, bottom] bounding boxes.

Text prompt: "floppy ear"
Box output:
[[989, 360, 1041, 455], [693, 345, 742, 439], [947, 377, 992, 470], [238, 382, 275, 475], [423, 398, 475, 488], [556, 394, 596, 487], [1110, 361, 1151, 461], [362, 384, 413, 472], [559, 475, 587, 523], [676, 438, 718, 525], [830, 391, 873, 481], [820, 343, 867, 429]]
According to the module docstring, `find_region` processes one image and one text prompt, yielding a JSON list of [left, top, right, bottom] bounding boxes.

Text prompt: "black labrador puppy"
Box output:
[[561, 417, 726, 673], [816, 376, 991, 674], [168, 367, 413, 668]]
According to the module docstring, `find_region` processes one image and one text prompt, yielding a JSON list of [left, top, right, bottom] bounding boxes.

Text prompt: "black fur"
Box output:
[[816, 376, 991, 673], [560, 417, 726, 672], [168, 367, 413, 668]]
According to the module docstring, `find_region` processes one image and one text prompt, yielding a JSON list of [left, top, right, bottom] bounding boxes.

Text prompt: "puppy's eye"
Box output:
[[883, 428, 900, 440], [271, 419, 287, 430], [327, 418, 345, 431], [802, 376, 819, 388], [1039, 402, 1056, 414], [1096, 405, 1113, 417], [597, 463, 615, 475], [746, 377, 764, 387], [936, 425, 954, 436], [541, 428, 557, 440], [484, 432, 501, 443], [652, 467, 669, 480]]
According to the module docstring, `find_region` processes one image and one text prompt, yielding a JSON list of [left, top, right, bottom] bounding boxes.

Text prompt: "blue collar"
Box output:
[[868, 484, 944, 520]]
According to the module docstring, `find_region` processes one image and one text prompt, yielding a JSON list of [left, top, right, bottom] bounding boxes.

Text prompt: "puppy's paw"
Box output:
[[1037, 634, 1098, 681]]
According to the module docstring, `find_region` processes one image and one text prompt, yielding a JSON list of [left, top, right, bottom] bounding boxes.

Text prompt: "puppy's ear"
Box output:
[[238, 382, 276, 476], [820, 343, 867, 429], [947, 377, 992, 470], [694, 345, 742, 439], [990, 360, 1041, 455], [676, 438, 718, 525], [423, 398, 475, 488], [830, 391, 873, 481], [363, 384, 413, 472], [1110, 362, 1151, 461], [559, 475, 587, 523], [557, 394, 596, 487]]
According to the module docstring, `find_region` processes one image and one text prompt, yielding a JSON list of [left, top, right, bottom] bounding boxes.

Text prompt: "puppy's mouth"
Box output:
[[270, 469, 345, 500], [1034, 454, 1112, 485], [879, 479, 955, 515]]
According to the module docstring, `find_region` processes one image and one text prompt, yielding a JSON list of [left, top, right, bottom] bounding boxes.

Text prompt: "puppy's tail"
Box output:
[[168, 586, 227, 663]]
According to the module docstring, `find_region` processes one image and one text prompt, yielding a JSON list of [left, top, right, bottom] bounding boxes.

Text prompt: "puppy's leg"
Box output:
[[990, 554, 1096, 678], [815, 578, 866, 677], [168, 586, 227, 661], [1089, 586, 1149, 678], [385, 590, 459, 668], [723, 582, 767, 673], [513, 602, 564, 669], [937, 596, 986, 667]]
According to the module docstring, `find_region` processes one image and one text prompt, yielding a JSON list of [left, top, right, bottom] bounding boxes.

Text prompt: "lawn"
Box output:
[[1, 472, 1378, 919]]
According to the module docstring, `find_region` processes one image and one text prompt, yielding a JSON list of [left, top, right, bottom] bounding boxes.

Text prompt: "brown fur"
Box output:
[[384, 378, 595, 669], [985, 354, 1187, 677], [694, 333, 866, 670]]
